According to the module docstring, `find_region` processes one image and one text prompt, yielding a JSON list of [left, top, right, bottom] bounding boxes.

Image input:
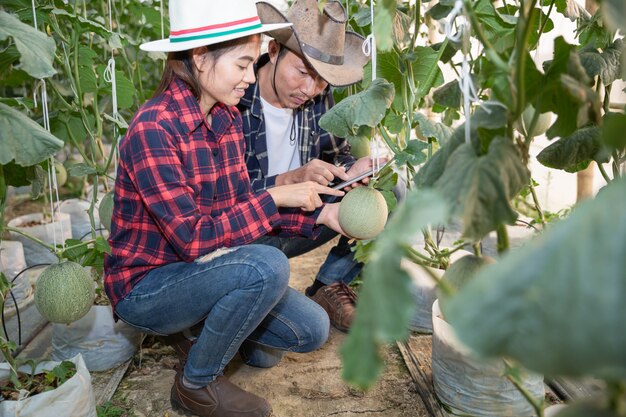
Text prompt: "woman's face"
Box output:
[[194, 36, 261, 112]]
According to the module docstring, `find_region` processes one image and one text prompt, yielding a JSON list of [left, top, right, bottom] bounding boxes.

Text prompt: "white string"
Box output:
[[105, 0, 121, 174], [362, 1, 380, 178], [445, 0, 479, 144], [32, 0, 67, 249]]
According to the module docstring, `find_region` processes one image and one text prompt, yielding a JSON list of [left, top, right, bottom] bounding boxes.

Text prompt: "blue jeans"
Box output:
[[253, 227, 362, 286], [115, 245, 329, 386]]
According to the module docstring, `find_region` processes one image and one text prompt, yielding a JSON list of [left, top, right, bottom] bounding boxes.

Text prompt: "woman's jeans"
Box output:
[[115, 245, 330, 386]]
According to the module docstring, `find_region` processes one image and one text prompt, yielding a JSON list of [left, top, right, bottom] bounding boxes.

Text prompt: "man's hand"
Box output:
[[266, 182, 345, 211], [342, 156, 387, 190], [316, 202, 350, 236], [276, 159, 349, 186]]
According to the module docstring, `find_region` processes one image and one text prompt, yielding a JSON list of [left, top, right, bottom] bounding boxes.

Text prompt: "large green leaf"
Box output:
[[319, 79, 394, 137], [538, 37, 601, 138], [536, 126, 608, 173], [445, 177, 626, 380], [0, 103, 64, 166], [412, 46, 445, 99], [434, 136, 530, 240], [414, 112, 454, 143], [601, 112, 626, 150], [342, 189, 448, 388], [415, 101, 509, 188], [0, 11, 56, 79]]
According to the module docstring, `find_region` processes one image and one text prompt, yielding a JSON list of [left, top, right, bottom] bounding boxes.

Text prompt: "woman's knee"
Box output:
[[240, 245, 290, 296]]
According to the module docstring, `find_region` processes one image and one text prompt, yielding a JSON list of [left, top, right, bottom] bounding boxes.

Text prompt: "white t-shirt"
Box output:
[[260, 96, 301, 176]]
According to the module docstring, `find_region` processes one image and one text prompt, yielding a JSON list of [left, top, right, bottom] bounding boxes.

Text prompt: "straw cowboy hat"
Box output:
[[141, 0, 292, 53], [256, 0, 370, 87]]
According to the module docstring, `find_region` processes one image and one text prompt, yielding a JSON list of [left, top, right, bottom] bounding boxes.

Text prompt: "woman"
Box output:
[[104, 1, 346, 416]]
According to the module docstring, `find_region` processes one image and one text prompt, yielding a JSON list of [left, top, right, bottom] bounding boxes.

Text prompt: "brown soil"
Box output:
[[111, 239, 428, 417]]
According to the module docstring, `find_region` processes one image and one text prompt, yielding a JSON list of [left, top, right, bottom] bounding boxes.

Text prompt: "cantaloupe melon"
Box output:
[[34, 261, 95, 323], [54, 161, 67, 187], [438, 254, 494, 310], [99, 191, 115, 232], [338, 187, 388, 240]]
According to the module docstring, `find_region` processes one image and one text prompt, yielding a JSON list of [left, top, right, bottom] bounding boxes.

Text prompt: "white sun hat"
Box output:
[[140, 0, 292, 53]]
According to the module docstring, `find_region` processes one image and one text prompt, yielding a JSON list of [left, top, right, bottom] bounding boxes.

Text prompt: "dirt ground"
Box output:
[[111, 239, 428, 417]]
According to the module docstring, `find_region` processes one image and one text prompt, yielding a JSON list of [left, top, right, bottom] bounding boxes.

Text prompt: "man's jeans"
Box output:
[[115, 245, 329, 386], [253, 226, 362, 286]]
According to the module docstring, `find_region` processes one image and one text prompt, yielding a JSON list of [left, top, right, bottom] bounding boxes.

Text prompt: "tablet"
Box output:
[[331, 168, 375, 190]]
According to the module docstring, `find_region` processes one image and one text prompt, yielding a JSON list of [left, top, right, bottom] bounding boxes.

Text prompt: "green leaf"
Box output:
[[95, 236, 111, 254], [67, 163, 97, 177], [536, 127, 608, 172], [433, 80, 462, 109], [0, 10, 56, 79], [412, 46, 445, 98], [0, 103, 64, 166], [426, 4, 453, 20], [414, 112, 454, 143], [434, 136, 530, 240], [394, 139, 428, 166], [578, 39, 623, 86], [601, 112, 626, 150], [2, 161, 35, 187], [415, 102, 509, 188], [373, 0, 396, 51], [319, 79, 394, 137], [600, 0, 626, 34], [342, 189, 448, 388], [51, 8, 111, 39], [98, 69, 136, 110], [446, 177, 626, 380], [79, 64, 98, 94]]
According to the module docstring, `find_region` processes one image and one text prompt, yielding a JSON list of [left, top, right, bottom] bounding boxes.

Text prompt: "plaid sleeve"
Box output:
[[126, 122, 281, 262]]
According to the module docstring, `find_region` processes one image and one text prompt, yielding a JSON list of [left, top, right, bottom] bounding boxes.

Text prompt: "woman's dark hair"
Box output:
[[152, 34, 261, 100]]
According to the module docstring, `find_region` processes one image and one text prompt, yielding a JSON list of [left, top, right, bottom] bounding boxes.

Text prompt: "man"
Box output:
[[238, 0, 372, 332]]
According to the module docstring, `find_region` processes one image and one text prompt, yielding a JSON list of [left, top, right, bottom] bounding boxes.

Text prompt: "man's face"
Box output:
[[270, 45, 329, 109]]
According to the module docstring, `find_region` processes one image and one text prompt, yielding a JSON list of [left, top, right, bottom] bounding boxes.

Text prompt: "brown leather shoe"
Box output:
[[159, 333, 195, 368], [171, 372, 272, 417], [306, 282, 357, 332]]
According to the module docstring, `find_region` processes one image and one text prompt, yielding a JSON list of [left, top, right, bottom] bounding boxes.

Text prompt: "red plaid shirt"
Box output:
[[104, 78, 320, 310]]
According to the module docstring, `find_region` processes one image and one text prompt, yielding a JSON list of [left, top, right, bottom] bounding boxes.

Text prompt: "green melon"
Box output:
[[516, 105, 553, 137], [34, 261, 95, 323], [99, 191, 115, 232], [54, 161, 67, 187], [348, 136, 371, 158], [438, 254, 494, 310], [338, 187, 388, 240]]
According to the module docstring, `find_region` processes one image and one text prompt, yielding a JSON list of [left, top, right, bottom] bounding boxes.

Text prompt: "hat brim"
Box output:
[[140, 22, 292, 53], [256, 2, 370, 87]]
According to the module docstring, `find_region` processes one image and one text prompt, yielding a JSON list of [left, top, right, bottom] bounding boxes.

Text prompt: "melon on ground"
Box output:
[[34, 261, 95, 323], [338, 187, 388, 240], [99, 191, 115, 232]]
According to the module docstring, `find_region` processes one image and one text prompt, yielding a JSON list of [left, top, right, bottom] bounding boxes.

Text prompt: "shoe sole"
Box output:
[[171, 397, 274, 417]]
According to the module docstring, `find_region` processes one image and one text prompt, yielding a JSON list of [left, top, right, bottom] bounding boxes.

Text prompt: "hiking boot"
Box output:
[[159, 332, 195, 368], [171, 372, 272, 417], [306, 282, 356, 332]]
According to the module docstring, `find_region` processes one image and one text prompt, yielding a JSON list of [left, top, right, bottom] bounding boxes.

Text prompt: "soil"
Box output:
[[110, 239, 428, 417]]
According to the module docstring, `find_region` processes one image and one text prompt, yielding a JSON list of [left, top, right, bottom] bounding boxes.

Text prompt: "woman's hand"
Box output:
[[266, 181, 344, 211]]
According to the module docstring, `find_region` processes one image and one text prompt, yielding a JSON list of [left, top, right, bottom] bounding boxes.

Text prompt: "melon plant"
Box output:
[[516, 105, 553, 137], [339, 186, 388, 240], [438, 254, 494, 313], [34, 261, 95, 324], [99, 191, 115, 232]]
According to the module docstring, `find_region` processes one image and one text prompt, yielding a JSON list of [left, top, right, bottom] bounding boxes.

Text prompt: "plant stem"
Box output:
[[597, 162, 611, 183], [503, 359, 544, 417], [514, 0, 539, 116], [410, 0, 421, 49], [528, 180, 546, 227], [496, 223, 509, 254], [4, 227, 57, 253]]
